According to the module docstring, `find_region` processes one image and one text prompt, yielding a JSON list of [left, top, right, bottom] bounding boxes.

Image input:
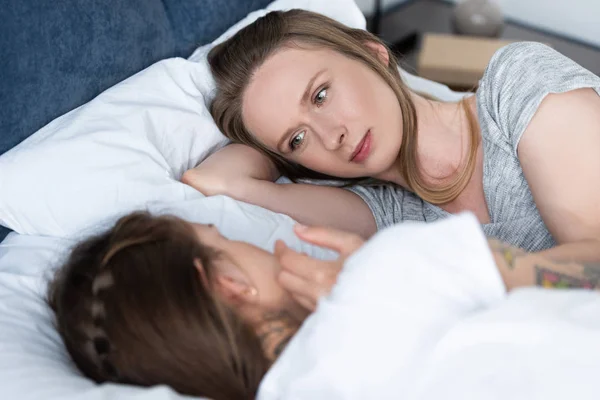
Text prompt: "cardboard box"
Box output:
[[417, 33, 513, 89]]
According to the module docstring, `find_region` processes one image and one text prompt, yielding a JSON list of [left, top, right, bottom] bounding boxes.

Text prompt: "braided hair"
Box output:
[[88, 257, 118, 379], [48, 212, 270, 399]]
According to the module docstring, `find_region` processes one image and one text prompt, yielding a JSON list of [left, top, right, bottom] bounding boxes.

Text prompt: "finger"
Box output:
[[292, 293, 316, 312], [277, 245, 329, 281], [273, 239, 287, 257], [278, 270, 322, 303], [294, 224, 364, 256]]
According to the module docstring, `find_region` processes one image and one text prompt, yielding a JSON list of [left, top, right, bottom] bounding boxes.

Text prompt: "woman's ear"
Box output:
[[194, 258, 259, 306], [364, 41, 390, 66], [194, 258, 211, 288], [215, 275, 260, 307]]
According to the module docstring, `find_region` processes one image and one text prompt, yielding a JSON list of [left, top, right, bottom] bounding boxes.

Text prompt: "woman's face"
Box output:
[[190, 223, 296, 312], [242, 45, 404, 178]]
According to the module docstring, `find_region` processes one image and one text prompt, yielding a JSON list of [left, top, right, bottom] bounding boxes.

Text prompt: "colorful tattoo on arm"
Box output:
[[488, 239, 526, 269], [535, 266, 598, 290], [488, 239, 600, 292]]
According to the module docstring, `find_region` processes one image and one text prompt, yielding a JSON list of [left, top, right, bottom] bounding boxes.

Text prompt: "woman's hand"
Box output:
[[181, 143, 280, 197], [275, 224, 365, 311]]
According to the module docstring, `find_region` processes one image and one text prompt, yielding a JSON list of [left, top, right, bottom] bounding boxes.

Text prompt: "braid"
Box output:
[[85, 257, 118, 379], [82, 231, 165, 380]]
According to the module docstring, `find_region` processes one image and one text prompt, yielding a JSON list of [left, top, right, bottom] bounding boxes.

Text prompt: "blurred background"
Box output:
[[357, 0, 599, 89]]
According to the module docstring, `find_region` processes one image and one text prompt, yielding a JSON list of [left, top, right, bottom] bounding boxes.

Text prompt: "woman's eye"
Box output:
[[314, 87, 327, 106], [289, 131, 305, 151]]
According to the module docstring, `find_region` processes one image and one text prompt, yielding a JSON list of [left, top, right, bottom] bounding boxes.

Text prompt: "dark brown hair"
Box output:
[[208, 9, 479, 205], [47, 212, 269, 399]]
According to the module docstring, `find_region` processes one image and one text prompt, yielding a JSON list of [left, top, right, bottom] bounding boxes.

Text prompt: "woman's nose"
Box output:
[[319, 124, 347, 151]]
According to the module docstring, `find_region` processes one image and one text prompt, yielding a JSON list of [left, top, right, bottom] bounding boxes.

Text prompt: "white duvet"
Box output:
[[259, 214, 600, 400]]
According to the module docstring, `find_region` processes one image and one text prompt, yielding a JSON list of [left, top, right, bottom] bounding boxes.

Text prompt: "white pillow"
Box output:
[[0, 0, 366, 238]]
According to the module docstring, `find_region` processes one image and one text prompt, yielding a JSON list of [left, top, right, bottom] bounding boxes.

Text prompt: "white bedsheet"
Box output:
[[259, 213, 600, 400]]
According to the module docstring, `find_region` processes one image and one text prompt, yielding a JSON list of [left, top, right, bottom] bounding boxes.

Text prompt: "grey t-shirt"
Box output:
[[349, 42, 600, 252]]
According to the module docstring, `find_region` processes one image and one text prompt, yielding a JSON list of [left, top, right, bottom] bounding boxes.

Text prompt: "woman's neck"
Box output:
[[379, 93, 473, 189]]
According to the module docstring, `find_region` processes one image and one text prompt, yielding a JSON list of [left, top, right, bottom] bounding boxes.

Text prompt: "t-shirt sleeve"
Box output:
[[345, 185, 407, 230], [480, 42, 600, 154]]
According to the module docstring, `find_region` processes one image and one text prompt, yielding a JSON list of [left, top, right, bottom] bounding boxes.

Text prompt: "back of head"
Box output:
[[48, 212, 269, 400], [208, 9, 406, 183]]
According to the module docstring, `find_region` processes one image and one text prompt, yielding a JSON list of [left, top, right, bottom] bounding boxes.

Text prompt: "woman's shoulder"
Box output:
[[481, 41, 599, 98], [477, 42, 600, 151], [486, 42, 552, 70], [481, 42, 567, 91]]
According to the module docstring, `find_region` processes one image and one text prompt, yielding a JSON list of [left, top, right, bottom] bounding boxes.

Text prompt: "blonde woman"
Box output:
[[183, 10, 600, 263]]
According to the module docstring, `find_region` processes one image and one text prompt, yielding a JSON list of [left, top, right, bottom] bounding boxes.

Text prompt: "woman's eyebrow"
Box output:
[[277, 68, 327, 151], [300, 68, 326, 105]]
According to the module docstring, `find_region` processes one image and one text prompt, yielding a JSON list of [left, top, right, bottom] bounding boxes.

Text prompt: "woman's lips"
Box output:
[[350, 130, 372, 163]]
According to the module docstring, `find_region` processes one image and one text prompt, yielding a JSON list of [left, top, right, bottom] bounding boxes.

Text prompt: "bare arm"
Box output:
[[181, 144, 377, 238], [489, 239, 600, 292], [275, 226, 600, 315], [517, 88, 600, 264]]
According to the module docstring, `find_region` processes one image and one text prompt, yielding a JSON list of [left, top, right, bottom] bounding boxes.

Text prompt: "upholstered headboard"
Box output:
[[0, 0, 272, 240], [1, 0, 271, 156]]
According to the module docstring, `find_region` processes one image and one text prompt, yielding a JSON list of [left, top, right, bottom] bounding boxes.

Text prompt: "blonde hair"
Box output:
[[48, 212, 269, 399], [208, 9, 479, 204]]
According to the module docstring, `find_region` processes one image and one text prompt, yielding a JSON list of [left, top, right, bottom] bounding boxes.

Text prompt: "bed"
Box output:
[[2, 1, 599, 399]]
